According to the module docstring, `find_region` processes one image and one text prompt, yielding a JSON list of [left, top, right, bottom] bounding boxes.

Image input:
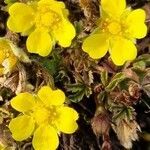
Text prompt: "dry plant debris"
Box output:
[[0, 0, 149, 150]]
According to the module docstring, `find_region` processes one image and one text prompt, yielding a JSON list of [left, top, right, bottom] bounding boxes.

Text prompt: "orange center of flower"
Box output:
[[35, 5, 61, 30]]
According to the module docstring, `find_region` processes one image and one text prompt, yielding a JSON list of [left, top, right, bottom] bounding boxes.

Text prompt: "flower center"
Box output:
[[108, 22, 121, 35], [35, 5, 61, 31], [33, 105, 59, 125]]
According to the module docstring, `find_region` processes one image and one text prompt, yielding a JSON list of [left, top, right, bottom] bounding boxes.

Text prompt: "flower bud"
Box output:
[[91, 106, 110, 136]]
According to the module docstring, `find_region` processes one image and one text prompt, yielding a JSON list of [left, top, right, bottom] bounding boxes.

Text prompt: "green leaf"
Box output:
[[133, 54, 150, 69], [112, 106, 134, 121], [39, 52, 61, 76], [66, 83, 92, 103], [119, 78, 131, 90], [132, 68, 146, 82], [100, 70, 108, 86], [66, 84, 85, 93], [133, 61, 146, 69], [41, 59, 58, 75], [106, 73, 126, 92], [74, 21, 84, 35]]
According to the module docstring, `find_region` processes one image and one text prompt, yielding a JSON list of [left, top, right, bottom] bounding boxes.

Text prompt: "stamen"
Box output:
[[35, 6, 61, 31]]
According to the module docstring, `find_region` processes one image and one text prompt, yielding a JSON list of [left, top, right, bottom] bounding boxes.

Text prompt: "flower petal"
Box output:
[[7, 2, 35, 33], [9, 115, 35, 141], [11, 93, 36, 112], [101, 0, 126, 17], [52, 19, 76, 47], [39, 0, 65, 9], [38, 86, 65, 106], [56, 106, 78, 134], [2, 57, 17, 74], [0, 50, 6, 64], [125, 9, 147, 39], [27, 29, 53, 56], [0, 68, 3, 75], [32, 125, 59, 150], [110, 38, 137, 66], [0, 39, 17, 74], [82, 34, 109, 59], [0, 39, 11, 64]]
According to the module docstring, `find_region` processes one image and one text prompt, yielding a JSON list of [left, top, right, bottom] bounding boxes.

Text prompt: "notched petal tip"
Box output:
[[11, 92, 35, 112], [8, 2, 35, 33], [26, 29, 53, 57], [56, 106, 79, 134], [126, 9, 147, 39], [82, 34, 109, 59], [33, 125, 59, 150], [53, 20, 76, 48], [9, 115, 35, 141], [110, 38, 137, 66], [101, 0, 126, 17], [38, 86, 66, 106]]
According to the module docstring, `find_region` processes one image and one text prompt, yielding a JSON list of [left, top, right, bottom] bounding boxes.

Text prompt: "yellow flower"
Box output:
[[0, 38, 17, 75], [82, 0, 147, 66], [9, 86, 78, 150], [7, 0, 76, 56]]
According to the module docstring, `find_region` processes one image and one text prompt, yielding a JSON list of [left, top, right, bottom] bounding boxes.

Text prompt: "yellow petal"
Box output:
[[52, 19, 76, 47], [11, 93, 35, 112], [27, 29, 53, 56], [32, 125, 59, 150], [0, 68, 4, 75], [56, 106, 78, 134], [110, 38, 137, 66], [2, 57, 17, 74], [9, 115, 35, 141], [0, 50, 6, 64], [0, 39, 17, 74], [38, 0, 66, 19], [39, 0, 65, 9], [0, 39, 11, 64], [82, 34, 109, 59], [8, 38, 30, 63], [101, 0, 126, 17], [125, 9, 147, 39], [38, 86, 65, 106], [7, 2, 35, 33]]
